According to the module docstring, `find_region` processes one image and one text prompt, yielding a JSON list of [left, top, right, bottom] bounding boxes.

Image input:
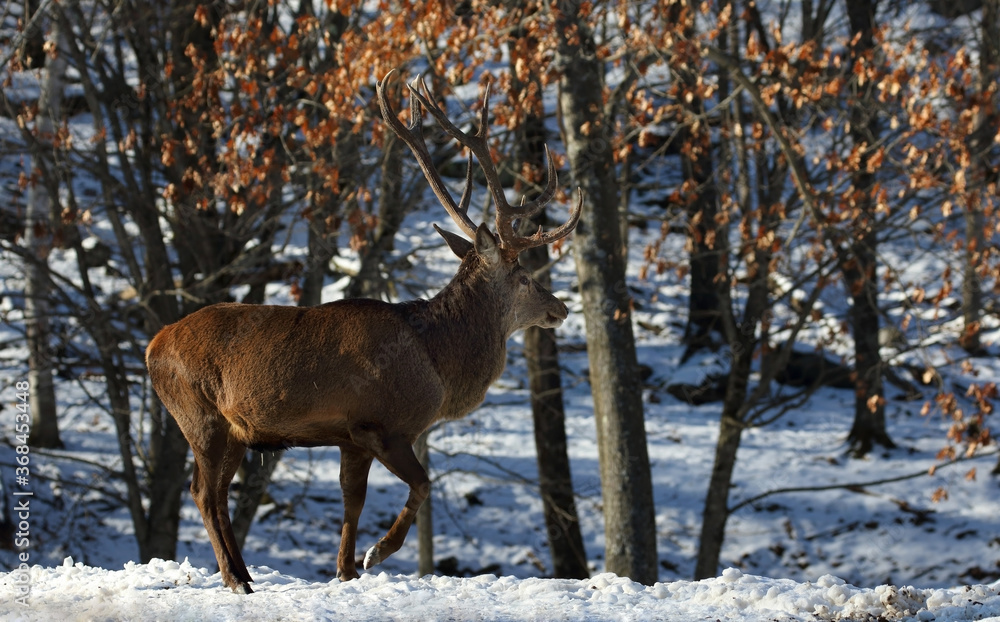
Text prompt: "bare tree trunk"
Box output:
[[23, 11, 66, 450], [843, 242, 894, 456], [669, 0, 727, 360], [97, 326, 186, 563], [843, 0, 894, 458], [693, 170, 781, 578], [301, 193, 339, 305], [962, 207, 986, 355], [961, 0, 999, 354], [17, 0, 46, 68], [415, 430, 434, 576], [520, 209, 588, 578], [229, 449, 279, 550], [509, 31, 588, 577], [127, 0, 224, 563], [556, 0, 657, 585], [694, 412, 742, 579], [693, 25, 795, 570], [523, 317, 589, 578], [0, 476, 13, 550], [97, 322, 150, 554], [142, 418, 190, 560]]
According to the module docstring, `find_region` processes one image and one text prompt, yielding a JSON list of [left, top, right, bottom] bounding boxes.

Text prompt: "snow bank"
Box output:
[[1, 559, 999, 621]]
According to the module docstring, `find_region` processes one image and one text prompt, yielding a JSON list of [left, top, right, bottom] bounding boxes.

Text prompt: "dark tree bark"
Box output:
[[508, 29, 589, 578], [53, 0, 187, 561], [142, 417, 191, 560], [961, 0, 999, 354], [164, 2, 229, 317], [555, 0, 658, 585], [691, 0, 821, 573], [519, 190, 589, 580], [668, 0, 728, 361], [522, 313, 589, 578], [693, 113, 783, 582], [23, 11, 65, 450], [0, 476, 13, 550], [842, 0, 894, 457], [693, 137, 793, 577], [17, 0, 46, 68], [62, 0, 229, 562], [132, 0, 224, 561], [231, 450, 281, 549], [414, 430, 434, 576], [129, 0, 226, 563], [694, 410, 743, 579]]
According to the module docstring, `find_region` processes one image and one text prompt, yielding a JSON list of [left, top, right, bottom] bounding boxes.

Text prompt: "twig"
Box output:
[[0, 437, 123, 475], [0, 459, 129, 508], [729, 448, 998, 514]]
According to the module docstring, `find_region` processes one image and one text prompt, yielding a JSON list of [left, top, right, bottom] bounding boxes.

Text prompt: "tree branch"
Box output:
[[729, 448, 998, 514]]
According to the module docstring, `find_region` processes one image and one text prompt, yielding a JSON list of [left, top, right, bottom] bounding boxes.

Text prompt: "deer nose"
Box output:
[[555, 300, 568, 319], [546, 300, 568, 326]]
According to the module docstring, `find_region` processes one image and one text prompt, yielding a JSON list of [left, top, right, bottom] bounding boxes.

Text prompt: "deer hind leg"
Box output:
[[215, 431, 252, 586], [362, 435, 430, 571], [337, 446, 373, 581], [189, 425, 253, 594]]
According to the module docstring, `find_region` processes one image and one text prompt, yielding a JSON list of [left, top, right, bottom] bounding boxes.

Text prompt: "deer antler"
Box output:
[[376, 70, 478, 240], [378, 71, 582, 255]]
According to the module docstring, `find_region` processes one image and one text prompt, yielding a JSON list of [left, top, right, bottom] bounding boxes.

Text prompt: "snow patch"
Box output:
[[3, 560, 1000, 621]]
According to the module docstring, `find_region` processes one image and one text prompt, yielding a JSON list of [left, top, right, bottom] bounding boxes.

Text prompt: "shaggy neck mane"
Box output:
[[402, 253, 510, 410]]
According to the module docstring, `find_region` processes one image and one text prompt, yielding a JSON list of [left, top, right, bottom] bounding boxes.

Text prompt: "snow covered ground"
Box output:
[[2, 558, 1000, 621]]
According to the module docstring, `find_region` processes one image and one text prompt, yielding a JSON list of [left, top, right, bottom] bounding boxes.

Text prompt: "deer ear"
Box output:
[[434, 224, 474, 258], [473, 224, 502, 266]]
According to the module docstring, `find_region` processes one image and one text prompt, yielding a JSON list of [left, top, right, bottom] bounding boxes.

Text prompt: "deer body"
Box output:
[[150, 283, 506, 452], [147, 72, 581, 593]]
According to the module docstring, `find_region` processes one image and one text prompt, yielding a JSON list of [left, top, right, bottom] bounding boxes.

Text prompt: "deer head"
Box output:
[[376, 71, 582, 335]]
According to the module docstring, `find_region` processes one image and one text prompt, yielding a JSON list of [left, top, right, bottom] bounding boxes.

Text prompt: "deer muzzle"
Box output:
[[542, 299, 569, 328]]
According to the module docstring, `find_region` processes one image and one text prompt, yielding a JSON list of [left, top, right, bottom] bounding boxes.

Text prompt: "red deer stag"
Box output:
[[146, 71, 581, 593]]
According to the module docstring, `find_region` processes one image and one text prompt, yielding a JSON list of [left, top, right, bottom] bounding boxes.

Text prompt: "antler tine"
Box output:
[[492, 145, 562, 248], [406, 75, 511, 215], [376, 70, 478, 239], [457, 152, 475, 215], [407, 76, 574, 253], [500, 187, 584, 256]]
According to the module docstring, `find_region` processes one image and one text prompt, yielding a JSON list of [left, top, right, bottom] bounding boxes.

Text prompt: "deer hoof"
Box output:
[[232, 581, 253, 594], [363, 544, 381, 570]]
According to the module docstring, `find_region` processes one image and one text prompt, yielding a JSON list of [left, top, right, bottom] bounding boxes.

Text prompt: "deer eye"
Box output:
[[519, 275, 530, 286]]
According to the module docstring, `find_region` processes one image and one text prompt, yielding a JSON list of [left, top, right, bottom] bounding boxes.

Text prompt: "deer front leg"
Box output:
[[363, 436, 430, 570], [337, 446, 374, 581]]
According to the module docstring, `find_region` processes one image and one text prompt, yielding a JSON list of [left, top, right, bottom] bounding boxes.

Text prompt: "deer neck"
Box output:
[[407, 271, 511, 419]]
